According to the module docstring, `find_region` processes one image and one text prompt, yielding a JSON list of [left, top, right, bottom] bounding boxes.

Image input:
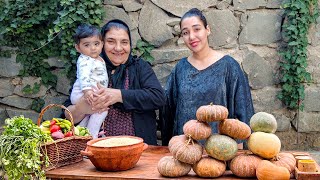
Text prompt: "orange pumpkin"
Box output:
[[218, 119, 251, 140], [183, 120, 212, 140], [192, 156, 226, 178], [168, 135, 187, 150], [256, 160, 290, 180], [248, 132, 281, 159], [157, 156, 191, 177], [271, 153, 296, 173], [230, 152, 263, 177], [196, 103, 228, 122], [168, 135, 203, 164]]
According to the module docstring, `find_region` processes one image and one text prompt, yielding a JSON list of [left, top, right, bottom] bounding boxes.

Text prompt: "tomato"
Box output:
[[50, 125, 61, 133], [64, 131, 73, 137], [50, 120, 56, 126]]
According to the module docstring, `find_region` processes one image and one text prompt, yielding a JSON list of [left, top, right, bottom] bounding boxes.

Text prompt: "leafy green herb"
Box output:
[[0, 116, 52, 180]]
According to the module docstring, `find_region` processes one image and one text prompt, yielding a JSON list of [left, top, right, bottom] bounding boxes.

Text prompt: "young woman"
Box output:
[[161, 8, 254, 146], [64, 19, 165, 145]]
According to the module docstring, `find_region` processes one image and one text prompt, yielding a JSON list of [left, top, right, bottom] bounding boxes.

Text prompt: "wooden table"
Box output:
[[46, 146, 298, 180]]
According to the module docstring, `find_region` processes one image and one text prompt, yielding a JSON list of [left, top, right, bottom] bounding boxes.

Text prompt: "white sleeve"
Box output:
[[77, 55, 94, 90]]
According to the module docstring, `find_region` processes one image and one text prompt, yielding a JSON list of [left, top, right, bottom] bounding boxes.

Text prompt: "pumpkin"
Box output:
[[256, 160, 290, 180], [205, 134, 238, 161], [218, 119, 251, 140], [196, 103, 228, 122], [230, 152, 263, 177], [169, 135, 203, 164], [271, 153, 296, 173], [248, 132, 281, 159], [192, 156, 226, 178], [250, 112, 277, 133], [168, 135, 187, 150], [157, 156, 191, 177], [183, 120, 212, 140]]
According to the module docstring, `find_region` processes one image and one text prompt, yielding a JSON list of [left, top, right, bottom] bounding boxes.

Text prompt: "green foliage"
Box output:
[[0, 0, 59, 89], [31, 98, 45, 113], [133, 39, 155, 62], [49, 0, 105, 81], [0, 0, 104, 110], [279, 0, 319, 110], [22, 83, 41, 95]]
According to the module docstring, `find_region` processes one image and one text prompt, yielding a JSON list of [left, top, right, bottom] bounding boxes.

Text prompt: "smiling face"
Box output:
[[103, 27, 131, 66], [75, 35, 103, 59], [180, 16, 210, 53]]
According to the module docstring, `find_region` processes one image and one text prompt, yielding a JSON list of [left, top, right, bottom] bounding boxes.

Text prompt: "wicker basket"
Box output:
[[37, 104, 92, 171]]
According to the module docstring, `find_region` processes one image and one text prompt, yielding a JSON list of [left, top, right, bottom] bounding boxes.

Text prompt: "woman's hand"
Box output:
[[65, 96, 94, 124], [91, 83, 123, 113]]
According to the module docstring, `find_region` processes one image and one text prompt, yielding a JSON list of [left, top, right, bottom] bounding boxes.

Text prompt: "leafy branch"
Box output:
[[0, 0, 104, 110], [133, 39, 155, 62], [278, 0, 319, 110]]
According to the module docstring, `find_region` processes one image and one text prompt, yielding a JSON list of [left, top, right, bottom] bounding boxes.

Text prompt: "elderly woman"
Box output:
[[64, 19, 165, 145]]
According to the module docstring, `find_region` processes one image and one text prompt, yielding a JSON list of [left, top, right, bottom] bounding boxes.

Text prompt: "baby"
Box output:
[[70, 24, 108, 139]]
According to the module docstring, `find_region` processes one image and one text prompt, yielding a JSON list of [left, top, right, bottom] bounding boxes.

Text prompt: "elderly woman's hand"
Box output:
[[91, 83, 123, 113], [65, 96, 95, 124]]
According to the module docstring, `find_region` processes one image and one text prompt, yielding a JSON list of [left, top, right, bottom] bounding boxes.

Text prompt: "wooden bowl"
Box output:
[[81, 135, 148, 171]]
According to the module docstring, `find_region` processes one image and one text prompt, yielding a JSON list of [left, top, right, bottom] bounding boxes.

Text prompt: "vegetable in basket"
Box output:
[[40, 118, 90, 138], [0, 116, 52, 180]]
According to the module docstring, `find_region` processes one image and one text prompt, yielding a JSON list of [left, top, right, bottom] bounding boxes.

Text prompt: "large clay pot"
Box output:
[[81, 135, 148, 171]]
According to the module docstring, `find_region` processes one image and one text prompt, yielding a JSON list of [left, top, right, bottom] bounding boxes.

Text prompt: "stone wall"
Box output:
[[0, 0, 320, 150]]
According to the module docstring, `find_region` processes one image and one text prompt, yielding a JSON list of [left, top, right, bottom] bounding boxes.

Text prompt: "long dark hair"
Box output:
[[179, 8, 208, 28]]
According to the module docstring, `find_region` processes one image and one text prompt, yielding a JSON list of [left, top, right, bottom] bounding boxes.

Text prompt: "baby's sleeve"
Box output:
[[77, 55, 94, 90]]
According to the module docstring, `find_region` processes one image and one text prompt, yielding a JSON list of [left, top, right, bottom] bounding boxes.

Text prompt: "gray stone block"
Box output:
[[0, 95, 33, 109], [204, 9, 240, 48], [13, 77, 50, 98], [251, 87, 283, 112], [239, 10, 283, 45], [151, 0, 218, 17], [6, 108, 39, 124], [151, 47, 190, 65], [233, 0, 267, 10], [53, 70, 71, 96], [0, 54, 22, 77], [242, 51, 275, 89], [304, 86, 320, 112], [44, 57, 65, 68], [0, 79, 14, 97], [0, 108, 9, 127], [293, 111, 320, 133], [139, 0, 173, 47], [153, 63, 176, 87], [102, 5, 136, 30], [122, 0, 143, 12], [43, 95, 69, 120]]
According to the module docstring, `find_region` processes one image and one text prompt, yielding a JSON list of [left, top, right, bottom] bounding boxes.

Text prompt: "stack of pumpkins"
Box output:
[[157, 103, 296, 180], [157, 103, 250, 178], [235, 112, 295, 179]]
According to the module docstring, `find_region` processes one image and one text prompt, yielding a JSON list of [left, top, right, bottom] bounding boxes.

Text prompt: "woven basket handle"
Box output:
[[37, 104, 74, 135]]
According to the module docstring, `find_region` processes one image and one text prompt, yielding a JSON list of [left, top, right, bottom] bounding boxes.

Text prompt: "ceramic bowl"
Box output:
[[80, 135, 148, 171]]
